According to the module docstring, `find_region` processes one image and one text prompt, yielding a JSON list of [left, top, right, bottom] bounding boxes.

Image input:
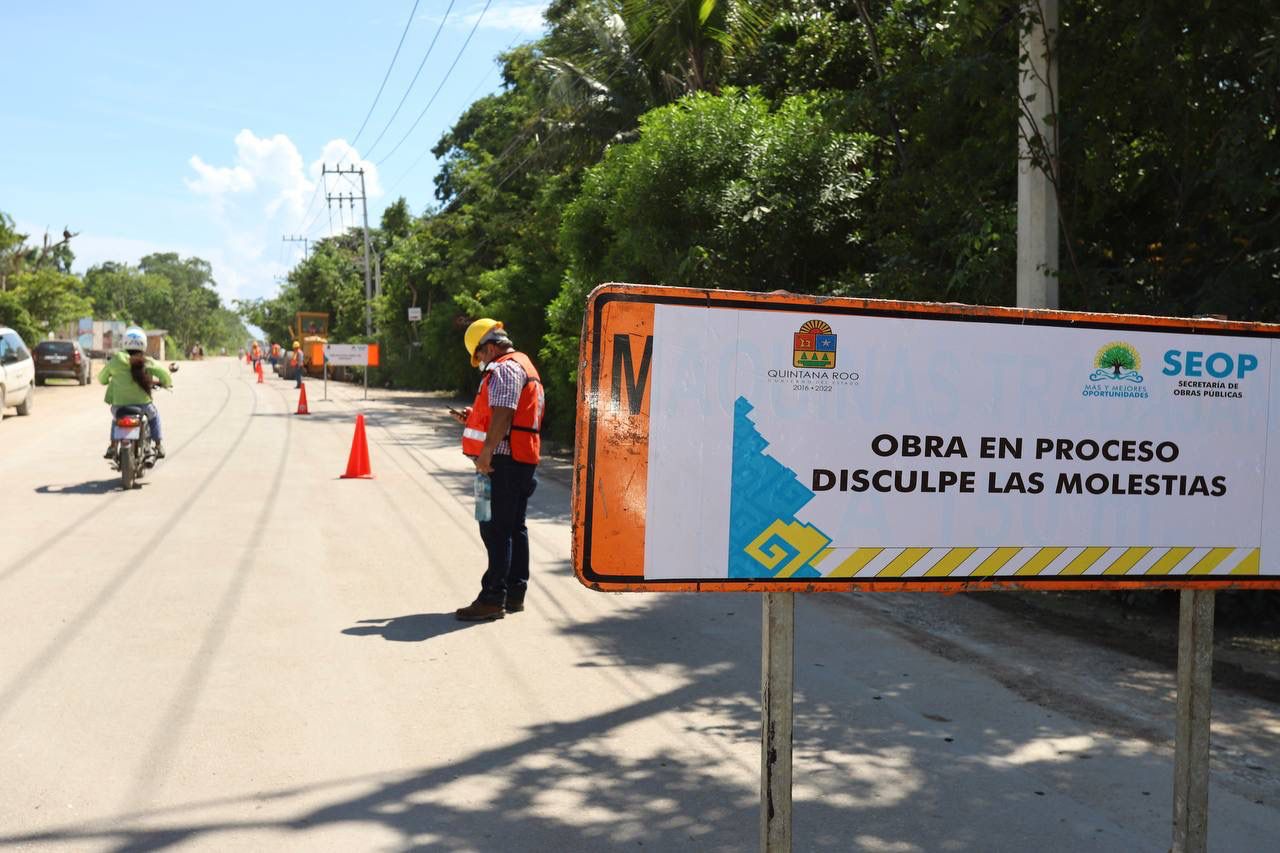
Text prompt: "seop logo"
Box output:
[[1163, 349, 1256, 401]]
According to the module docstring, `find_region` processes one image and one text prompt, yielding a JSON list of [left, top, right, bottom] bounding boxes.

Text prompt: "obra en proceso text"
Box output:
[[809, 433, 1228, 497]]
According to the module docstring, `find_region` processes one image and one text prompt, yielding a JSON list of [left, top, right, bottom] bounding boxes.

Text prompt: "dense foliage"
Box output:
[[246, 0, 1277, 440], [0, 213, 248, 353]]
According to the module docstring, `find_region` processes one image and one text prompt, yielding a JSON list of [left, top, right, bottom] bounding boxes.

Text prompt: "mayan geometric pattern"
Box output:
[[728, 396, 830, 579]]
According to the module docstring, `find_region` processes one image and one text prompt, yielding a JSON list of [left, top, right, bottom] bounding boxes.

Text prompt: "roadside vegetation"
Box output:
[[241, 0, 1277, 440], [0, 212, 247, 355]]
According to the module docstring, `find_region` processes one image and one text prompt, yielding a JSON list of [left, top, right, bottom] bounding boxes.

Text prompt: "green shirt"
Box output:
[[97, 351, 172, 406]]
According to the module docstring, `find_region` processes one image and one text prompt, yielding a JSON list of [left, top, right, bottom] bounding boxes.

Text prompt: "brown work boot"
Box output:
[[455, 600, 505, 622], [504, 596, 525, 613]]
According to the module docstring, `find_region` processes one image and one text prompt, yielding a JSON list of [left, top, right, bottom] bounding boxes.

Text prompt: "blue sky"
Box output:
[[1, 1, 547, 304]]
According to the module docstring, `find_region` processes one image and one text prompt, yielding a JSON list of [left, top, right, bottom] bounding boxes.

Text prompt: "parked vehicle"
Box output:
[[0, 326, 36, 419], [109, 405, 159, 489], [34, 339, 91, 385]]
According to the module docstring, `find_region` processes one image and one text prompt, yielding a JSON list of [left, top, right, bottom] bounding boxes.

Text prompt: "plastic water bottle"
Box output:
[[474, 472, 492, 522]]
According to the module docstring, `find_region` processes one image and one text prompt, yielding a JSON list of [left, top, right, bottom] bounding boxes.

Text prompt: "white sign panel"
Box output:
[[407, 307, 422, 322], [324, 344, 368, 366], [637, 302, 1278, 586]]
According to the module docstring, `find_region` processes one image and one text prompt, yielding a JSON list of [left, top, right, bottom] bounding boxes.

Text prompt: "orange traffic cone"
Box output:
[[340, 415, 373, 479], [255, 363, 264, 383], [296, 384, 310, 415]]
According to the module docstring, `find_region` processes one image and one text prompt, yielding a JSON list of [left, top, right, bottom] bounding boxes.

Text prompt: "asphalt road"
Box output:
[[1, 358, 1278, 852]]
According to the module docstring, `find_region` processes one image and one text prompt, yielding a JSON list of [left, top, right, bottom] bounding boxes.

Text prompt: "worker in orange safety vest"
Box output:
[[450, 318, 544, 622]]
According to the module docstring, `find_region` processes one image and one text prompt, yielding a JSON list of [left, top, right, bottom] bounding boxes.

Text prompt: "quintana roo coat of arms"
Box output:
[[793, 320, 836, 369]]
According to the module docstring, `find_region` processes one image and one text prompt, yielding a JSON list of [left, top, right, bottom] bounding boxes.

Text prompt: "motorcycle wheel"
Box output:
[[120, 444, 137, 490]]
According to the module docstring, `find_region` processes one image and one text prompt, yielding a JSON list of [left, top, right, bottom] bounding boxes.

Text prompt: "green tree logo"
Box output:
[[1095, 342, 1141, 377]]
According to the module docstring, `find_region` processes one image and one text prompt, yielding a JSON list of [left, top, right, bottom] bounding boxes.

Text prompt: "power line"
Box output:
[[291, 173, 325, 238], [383, 24, 535, 199], [361, 0, 458, 161], [375, 0, 494, 167], [349, 0, 423, 150]]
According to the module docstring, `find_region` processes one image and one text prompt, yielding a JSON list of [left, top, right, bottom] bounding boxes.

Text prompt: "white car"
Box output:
[[0, 326, 36, 418]]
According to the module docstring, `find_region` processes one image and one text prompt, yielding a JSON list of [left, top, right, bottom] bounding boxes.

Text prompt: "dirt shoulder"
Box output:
[[975, 591, 1280, 705]]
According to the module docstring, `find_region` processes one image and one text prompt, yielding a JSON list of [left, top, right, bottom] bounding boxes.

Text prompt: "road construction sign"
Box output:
[[572, 284, 1280, 592], [324, 343, 379, 367]]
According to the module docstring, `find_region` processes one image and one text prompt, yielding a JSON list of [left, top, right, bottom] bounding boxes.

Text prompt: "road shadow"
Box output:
[[35, 479, 121, 495], [3, 590, 1279, 851], [341, 614, 479, 642]]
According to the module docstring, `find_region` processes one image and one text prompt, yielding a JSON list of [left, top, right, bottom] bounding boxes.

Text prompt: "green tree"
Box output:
[[0, 212, 25, 291], [84, 262, 174, 324], [543, 88, 871, 428], [1098, 344, 1137, 377], [0, 290, 38, 343], [10, 268, 93, 335]]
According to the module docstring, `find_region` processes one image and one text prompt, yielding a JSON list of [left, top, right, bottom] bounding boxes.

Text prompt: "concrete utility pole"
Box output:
[[1016, 0, 1059, 309], [282, 235, 309, 260], [323, 165, 375, 337]]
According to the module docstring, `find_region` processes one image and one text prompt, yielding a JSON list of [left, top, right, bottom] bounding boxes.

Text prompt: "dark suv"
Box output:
[[33, 340, 91, 385]]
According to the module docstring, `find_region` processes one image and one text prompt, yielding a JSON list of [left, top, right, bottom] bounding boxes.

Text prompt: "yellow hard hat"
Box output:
[[292, 340, 301, 349], [464, 318, 503, 367]]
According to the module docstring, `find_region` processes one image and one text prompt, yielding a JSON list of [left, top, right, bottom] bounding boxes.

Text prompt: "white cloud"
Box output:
[[313, 139, 385, 200], [185, 156, 255, 196], [466, 2, 548, 31], [177, 130, 387, 303], [422, 2, 548, 32], [185, 130, 315, 222]]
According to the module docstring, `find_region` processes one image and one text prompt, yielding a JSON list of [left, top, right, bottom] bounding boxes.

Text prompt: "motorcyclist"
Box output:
[[98, 326, 172, 459]]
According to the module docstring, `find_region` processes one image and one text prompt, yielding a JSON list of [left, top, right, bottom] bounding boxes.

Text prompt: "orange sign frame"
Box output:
[[572, 283, 1280, 593]]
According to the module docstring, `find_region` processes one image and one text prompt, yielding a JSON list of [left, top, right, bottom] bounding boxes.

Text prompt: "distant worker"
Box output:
[[450, 319, 544, 621], [99, 326, 172, 459], [292, 341, 305, 388], [269, 342, 281, 371], [250, 341, 262, 369]]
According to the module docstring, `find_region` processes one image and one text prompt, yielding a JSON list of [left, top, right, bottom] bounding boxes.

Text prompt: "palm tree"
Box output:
[[536, 0, 778, 139]]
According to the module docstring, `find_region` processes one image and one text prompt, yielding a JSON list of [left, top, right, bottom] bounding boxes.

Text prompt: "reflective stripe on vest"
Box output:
[[461, 351, 543, 464]]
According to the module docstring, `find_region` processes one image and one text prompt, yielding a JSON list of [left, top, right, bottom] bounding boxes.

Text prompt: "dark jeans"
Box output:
[[110, 403, 162, 441], [477, 455, 538, 605]]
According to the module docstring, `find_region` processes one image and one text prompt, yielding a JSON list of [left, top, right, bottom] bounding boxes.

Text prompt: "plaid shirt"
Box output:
[[485, 355, 527, 456]]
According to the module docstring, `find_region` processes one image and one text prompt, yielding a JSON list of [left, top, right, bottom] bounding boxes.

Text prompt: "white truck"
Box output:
[[0, 325, 36, 418]]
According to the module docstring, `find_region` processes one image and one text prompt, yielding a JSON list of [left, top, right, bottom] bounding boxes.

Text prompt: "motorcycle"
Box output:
[[109, 405, 160, 490]]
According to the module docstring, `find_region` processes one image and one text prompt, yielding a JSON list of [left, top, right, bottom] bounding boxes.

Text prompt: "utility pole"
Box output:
[[1016, 0, 1059, 309], [282, 235, 309, 260], [323, 165, 374, 337]]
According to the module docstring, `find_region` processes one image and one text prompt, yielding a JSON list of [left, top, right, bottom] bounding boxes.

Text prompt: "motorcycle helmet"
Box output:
[[122, 326, 147, 352]]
